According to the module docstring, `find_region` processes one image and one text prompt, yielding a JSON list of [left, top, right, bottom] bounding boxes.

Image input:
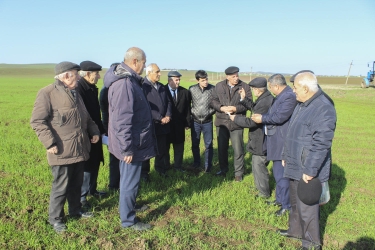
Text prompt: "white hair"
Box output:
[[296, 72, 319, 92], [54, 71, 73, 80], [146, 63, 157, 75], [79, 71, 90, 77], [124, 47, 145, 62]]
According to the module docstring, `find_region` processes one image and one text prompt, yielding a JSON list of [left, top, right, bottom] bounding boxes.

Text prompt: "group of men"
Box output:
[[30, 46, 336, 249]]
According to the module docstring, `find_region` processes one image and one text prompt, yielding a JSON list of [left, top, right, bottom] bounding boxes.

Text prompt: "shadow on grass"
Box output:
[[342, 236, 375, 250], [320, 163, 347, 238]]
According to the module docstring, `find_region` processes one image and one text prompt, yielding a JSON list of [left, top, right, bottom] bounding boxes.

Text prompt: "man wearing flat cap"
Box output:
[[278, 71, 336, 250], [210, 66, 252, 181], [30, 61, 100, 233], [76, 61, 107, 208], [165, 70, 191, 173], [251, 74, 297, 216], [229, 77, 274, 196]]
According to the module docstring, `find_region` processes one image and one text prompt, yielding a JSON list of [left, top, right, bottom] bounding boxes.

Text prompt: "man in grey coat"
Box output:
[[30, 61, 100, 233], [278, 71, 336, 250]]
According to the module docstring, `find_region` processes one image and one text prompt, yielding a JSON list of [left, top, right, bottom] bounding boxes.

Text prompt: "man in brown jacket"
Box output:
[[30, 61, 100, 233]]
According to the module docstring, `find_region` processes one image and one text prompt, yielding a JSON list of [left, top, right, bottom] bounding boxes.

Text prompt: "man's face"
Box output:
[[198, 77, 208, 89], [135, 57, 146, 75], [251, 87, 261, 97], [293, 82, 306, 102], [226, 73, 239, 86], [168, 77, 180, 89], [64, 70, 80, 90], [267, 82, 278, 96], [148, 65, 161, 82], [85, 71, 101, 85]]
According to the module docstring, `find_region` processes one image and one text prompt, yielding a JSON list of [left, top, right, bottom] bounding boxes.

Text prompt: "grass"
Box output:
[[0, 65, 375, 249]]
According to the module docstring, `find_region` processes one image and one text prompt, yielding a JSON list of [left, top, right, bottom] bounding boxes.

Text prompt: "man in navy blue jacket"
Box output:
[[141, 63, 172, 180], [251, 74, 297, 216], [279, 71, 336, 250], [105, 47, 156, 231]]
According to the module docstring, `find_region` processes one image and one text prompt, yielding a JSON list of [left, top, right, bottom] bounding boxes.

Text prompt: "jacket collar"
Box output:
[[302, 88, 323, 107], [78, 77, 96, 91], [121, 62, 143, 86], [256, 89, 272, 101]]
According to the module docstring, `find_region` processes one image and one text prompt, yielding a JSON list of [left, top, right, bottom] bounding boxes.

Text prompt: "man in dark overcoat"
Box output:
[[251, 74, 297, 216], [76, 61, 107, 207], [229, 77, 274, 197], [165, 71, 191, 172], [210, 66, 252, 181], [141, 63, 172, 180]]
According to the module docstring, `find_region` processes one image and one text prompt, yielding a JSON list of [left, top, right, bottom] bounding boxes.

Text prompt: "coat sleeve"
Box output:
[[165, 88, 172, 117], [234, 84, 252, 113], [110, 79, 135, 157], [99, 87, 109, 134], [233, 116, 258, 129], [30, 89, 56, 149], [262, 92, 296, 125], [210, 85, 223, 112], [240, 96, 254, 110], [303, 106, 336, 177], [185, 90, 191, 127]]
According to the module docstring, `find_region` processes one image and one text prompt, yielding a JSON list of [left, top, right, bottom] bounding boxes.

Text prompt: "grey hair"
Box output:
[[256, 87, 267, 93], [54, 71, 73, 80], [268, 74, 286, 86], [79, 71, 91, 77], [296, 72, 319, 92], [146, 63, 157, 75], [124, 47, 145, 62]]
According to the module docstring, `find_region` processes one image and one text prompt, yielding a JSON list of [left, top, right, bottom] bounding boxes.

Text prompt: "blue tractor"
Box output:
[[361, 61, 375, 88]]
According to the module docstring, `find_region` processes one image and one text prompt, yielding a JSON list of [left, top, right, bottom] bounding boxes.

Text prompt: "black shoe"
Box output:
[[216, 171, 227, 177], [234, 175, 243, 182], [255, 193, 270, 199], [134, 204, 149, 212], [52, 222, 66, 233], [70, 211, 94, 219], [81, 200, 91, 209], [266, 200, 282, 206], [129, 222, 152, 231], [277, 229, 301, 240], [275, 208, 290, 217], [91, 191, 107, 198]]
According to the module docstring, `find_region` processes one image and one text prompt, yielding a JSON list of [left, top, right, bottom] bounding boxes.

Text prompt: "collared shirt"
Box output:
[[168, 84, 177, 102], [227, 82, 235, 93]]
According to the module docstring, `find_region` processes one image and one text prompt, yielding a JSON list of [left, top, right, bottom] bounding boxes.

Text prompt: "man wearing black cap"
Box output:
[[229, 77, 274, 196], [165, 70, 191, 173], [76, 61, 107, 207], [251, 74, 297, 216], [279, 71, 336, 250], [210, 66, 252, 181], [30, 61, 100, 233]]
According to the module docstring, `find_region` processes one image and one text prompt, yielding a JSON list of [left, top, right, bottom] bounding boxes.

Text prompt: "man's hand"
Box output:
[[161, 116, 171, 124], [47, 146, 58, 154], [251, 114, 262, 123], [302, 174, 314, 183], [228, 114, 236, 121], [123, 155, 133, 164], [220, 106, 230, 114], [91, 135, 99, 143], [227, 106, 237, 113], [239, 88, 246, 100]]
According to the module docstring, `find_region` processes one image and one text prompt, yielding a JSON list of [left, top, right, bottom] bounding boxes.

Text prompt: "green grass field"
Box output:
[[0, 64, 374, 249]]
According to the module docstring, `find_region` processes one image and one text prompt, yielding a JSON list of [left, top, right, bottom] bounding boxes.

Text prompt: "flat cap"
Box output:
[[168, 71, 182, 77], [297, 178, 322, 205], [249, 77, 267, 88], [290, 70, 314, 82], [55, 61, 80, 75], [225, 66, 239, 75], [80, 61, 102, 71]]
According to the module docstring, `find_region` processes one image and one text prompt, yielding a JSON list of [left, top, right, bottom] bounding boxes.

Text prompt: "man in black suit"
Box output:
[[165, 71, 191, 172]]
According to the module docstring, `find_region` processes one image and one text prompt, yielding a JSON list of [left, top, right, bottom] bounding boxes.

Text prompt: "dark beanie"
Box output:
[[55, 61, 81, 75]]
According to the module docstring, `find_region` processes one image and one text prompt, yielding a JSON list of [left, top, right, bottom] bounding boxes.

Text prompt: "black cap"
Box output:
[[168, 71, 182, 77], [290, 70, 314, 83], [297, 178, 322, 205], [55, 61, 80, 75], [249, 77, 267, 88], [225, 66, 239, 75], [80, 61, 102, 71]]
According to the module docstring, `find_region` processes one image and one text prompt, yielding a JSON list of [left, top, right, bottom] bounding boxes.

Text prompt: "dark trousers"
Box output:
[[191, 121, 213, 171], [81, 156, 100, 202], [288, 179, 321, 248], [49, 162, 84, 225], [216, 126, 245, 176], [142, 134, 168, 175], [273, 160, 291, 209], [166, 142, 184, 169], [108, 153, 120, 190], [119, 160, 142, 227], [252, 155, 270, 198]]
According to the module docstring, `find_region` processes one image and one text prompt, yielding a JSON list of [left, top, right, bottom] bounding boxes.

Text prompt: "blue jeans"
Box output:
[[191, 121, 213, 172], [119, 160, 142, 227]]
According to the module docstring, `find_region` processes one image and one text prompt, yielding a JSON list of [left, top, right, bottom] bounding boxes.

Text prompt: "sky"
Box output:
[[0, 0, 374, 76]]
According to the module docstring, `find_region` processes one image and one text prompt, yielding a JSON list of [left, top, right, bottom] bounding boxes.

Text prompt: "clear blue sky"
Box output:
[[1, 0, 374, 76]]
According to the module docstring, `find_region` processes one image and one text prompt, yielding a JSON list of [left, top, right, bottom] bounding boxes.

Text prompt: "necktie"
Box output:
[[172, 89, 177, 103]]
